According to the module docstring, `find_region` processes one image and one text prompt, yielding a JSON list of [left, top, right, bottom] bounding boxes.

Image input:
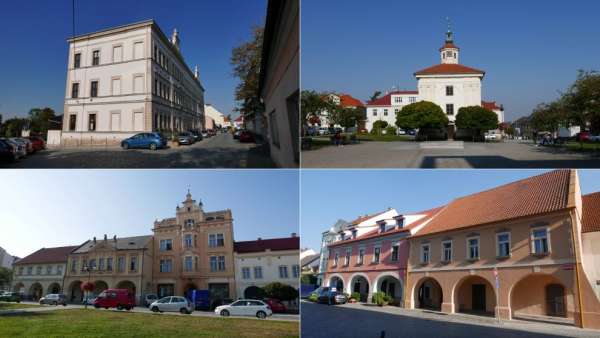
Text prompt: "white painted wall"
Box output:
[[234, 250, 300, 298], [417, 76, 482, 123]]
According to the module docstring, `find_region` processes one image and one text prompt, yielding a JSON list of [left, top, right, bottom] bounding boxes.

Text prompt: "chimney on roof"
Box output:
[[194, 65, 199, 79], [257, 237, 262, 241], [113, 235, 117, 242], [291, 233, 297, 238], [171, 28, 180, 51], [104, 234, 107, 241], [93, 237, 96, 243]]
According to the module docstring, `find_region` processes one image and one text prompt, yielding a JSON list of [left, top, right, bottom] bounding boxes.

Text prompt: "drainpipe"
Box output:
[[569, 209, 585, 328]]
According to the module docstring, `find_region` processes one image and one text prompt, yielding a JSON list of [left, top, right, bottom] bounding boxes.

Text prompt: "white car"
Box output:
[[150, 296, 193, 314], [215, 299, 272, 319]]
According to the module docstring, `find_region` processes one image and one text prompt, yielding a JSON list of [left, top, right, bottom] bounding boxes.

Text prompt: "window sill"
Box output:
[[440, 260, 451, 265], [531, 252, 550, 258], [419, 262, 429, 266], [467, 258, 479, 263], [496, 255, 510, 261]]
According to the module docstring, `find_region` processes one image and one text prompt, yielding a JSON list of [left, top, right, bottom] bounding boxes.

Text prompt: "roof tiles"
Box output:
[[582, 192, 600, 233]]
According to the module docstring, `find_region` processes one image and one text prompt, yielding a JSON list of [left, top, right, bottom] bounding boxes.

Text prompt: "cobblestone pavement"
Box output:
[[1, 133, 276, 168], [301, 140, 600, 168], [300, 301, 600, 338]]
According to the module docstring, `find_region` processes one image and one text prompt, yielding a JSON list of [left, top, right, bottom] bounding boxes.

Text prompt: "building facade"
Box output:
[[152, 191, 236, 301], [0, 246, 17, 269], [63, 235, 153, 304], [204, 104, 227, 129], [308, 93, 365, 129], [365, 25, 504, 137], [259, 0, 300, 168], [12, 246, 77, 300], [233, 236, 300, 301], [62, 19, 205, 145]]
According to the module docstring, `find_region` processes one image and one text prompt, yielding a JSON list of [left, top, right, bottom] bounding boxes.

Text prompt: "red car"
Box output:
[[238, 130, 255, 143], [576, 132, 590, 142], [93, 289, 135, 310], [27, 136, 46, 152], [264, 298, 287, 313]]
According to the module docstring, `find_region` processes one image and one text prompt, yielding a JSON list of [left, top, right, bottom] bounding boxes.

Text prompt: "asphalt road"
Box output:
[[0, 301, 299, 322], [1, 133, 276, 168], [301, 140, 600, 168], [300, 301, 600, 338]]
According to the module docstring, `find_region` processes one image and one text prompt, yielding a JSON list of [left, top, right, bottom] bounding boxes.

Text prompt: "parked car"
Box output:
[[589, 134, 600, 142], [233, 130, 242, 139], [238, 130, 255, 143], [208, 129, 217, 137], [1, 139, 26, 159], [317, 290, 347, 305], [121, 133, 167, 150], [0, 139, 17, 162], [264, 298, 287, 313], [188, 131, 203, 142], [93, 289, 135, 310], [215, 299, 272, 319], [318, 127, 328, 135], [177, 132, 195, 145], [12, 138, 33, 154], [575, 131, 590, 143], [82, 295, 97, 305], [27, 136, 46, 151], [149, 296, 193, 314], [0, 292, 22, 303], [144, 294, 158, 307], [201, 130, 209, 138], [39, 294, 67, 306]]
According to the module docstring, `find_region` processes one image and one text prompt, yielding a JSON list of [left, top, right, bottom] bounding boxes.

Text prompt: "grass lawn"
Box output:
[[0, 302, 41, 310], [0, 309, 299, 338], [565, 141, 600, 152], [356, 134, 414, 142]]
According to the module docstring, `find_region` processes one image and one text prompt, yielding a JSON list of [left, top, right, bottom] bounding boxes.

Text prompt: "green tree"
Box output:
[[301, 90, 329, 127], [530, 101, 568, 133], [28, 107, 56, 136], [396, 101, 448, 130], [263, 282, 299, 301], [0, 113, 3, 126], [564, 70, 600, 133], [0, 117, 28, 137], [339, 106, 366, 129], [455, 106, 499, 138], [370, 120, 388, 135], [369, 91, 382, 102], [0, 267, 12, 290], [231, 26, 264, 122]]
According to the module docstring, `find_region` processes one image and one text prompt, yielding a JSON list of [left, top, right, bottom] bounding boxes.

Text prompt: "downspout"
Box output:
[[569, 209, 585, 328]]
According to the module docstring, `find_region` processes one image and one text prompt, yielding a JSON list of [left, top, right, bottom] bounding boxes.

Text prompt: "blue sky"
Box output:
[[300, 170, 600, 251], [0, 0, 266, 119], [0, 170, 298, 258], [301, 0, 600, 121]]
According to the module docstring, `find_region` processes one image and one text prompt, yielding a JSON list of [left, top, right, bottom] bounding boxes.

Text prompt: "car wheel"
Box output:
[[256, 311, 266, 319], [122, 143, 129, 150], [117, 305, 123, 310], [180, 308, 187, 314], [39, 301, 43, 305], [126, 306, 132, 311], [52, 301, 57, 306], [151, 306, 159, 313], [149, 143, 157, 150], [220, 310, 230, 317], [63, 303, 67, 307]]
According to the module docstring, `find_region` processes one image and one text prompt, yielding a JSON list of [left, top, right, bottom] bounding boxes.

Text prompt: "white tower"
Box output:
[[440, 18, 459, 64]]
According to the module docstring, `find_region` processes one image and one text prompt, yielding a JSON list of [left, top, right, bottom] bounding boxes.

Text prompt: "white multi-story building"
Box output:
[[62, 19, 205, 145], [204, 104, 227, 129], [365, 25, 504, 137], [233, 236, 299, 302]]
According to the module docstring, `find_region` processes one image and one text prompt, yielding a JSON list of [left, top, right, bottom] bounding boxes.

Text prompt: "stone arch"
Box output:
[[327, 274, 345, 292], [94, 280, 109, 295], [509, 273, 573, 321], [452, 274, 496, 316], [373, 272, 403, 306], [413, 276, 443, 311], [349, 273, 370, 302], [116, 280, 137, 304], [29, 283, 43, 301], [68, 280, 83, 303], [47, 282, 62, 295]]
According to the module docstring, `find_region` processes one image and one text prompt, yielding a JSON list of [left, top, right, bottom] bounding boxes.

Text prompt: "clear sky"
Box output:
[[301, 0, 600, 121], [0, 169, 299, 258], [300, 169, 600, 251], [0, 0, 267, 119]]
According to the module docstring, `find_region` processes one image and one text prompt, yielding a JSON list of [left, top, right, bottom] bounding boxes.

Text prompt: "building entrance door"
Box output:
[[472, 284, 486, 312], [546, 284, 566, 317], [447, 125, 455, 140]]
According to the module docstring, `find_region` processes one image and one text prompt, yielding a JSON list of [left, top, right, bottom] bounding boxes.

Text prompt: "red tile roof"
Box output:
[[234, 236, 299, 253], [366, 91, 419, 106], [439, 42, 460, 51], [234, 115, 243, 122], [414, 170, 572, 237], [329, 207, 443, 247], [14, 246, 78, 265], [414, 64, 485, 76], [339, 94, 364, 108], [348, 208, 394, 226], [582, 192, 600, 233], [482, 101, 501, 111]]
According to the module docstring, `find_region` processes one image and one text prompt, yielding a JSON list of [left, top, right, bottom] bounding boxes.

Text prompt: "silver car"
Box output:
[[215, 299, 273, 319], [39, 294, 67, 306], [1, 138, 26, 159], [149, 296, 193, 314]]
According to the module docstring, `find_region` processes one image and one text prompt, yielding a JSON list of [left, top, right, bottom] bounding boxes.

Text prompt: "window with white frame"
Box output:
[[292, 264, 300, 278], [532, 227, 550, 254], [159, 259, 172, 273], [420, 244, 430, 263], [254, 266, 263, 279], [160, 239, 173, 251], [391, 243, 399, 262], [184, 234, 193, 248], [344, 248, 351, 266], [496, 232, 511, 257], [279, 265, 289, 279], [357, 247, 365, 265], [409, 97, 416, 103], [467, 237, 480, 260], [333, 252, 339, 267], [46, 266, 52, 274], [373, 246, 381, 263], [242, 267, 251, 279], [442, 240, 452, 262], [184, 256, 193, 272], [384, 109, 388, 116], [71, 259, 78, 273], [373, 109, 378, 116], [394, 96, 402, 103]]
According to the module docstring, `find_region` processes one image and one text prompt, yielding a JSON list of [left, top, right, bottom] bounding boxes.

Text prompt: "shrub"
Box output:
[[351, 292, 361, 301], [371, 292, 389, 306], [308, 293, 318, 302], [385, 126, 397, 135], [373, 120, 389, 129]]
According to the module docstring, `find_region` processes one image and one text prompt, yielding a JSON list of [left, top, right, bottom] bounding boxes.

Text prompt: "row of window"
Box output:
[[332, 242, 400, 267], [159, 233, 224, 251], [393, 96, 417, 104], [17, 265, 63, 276], [419, 227, 551, 264], [71, 75, 145, 99], [371, 103, 454, 116], [153, 44, 183, 82], [73, 41, 144, 69], [70, 256, 137, 273], [240, 265, 300, 280], [159, 256, 202, 272]]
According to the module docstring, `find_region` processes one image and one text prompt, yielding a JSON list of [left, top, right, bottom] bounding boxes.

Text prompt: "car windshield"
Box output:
[[97, 291, 107, 298]]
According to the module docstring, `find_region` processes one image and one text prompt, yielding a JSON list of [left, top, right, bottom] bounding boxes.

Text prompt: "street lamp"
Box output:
[[82, 265, 96, 309]]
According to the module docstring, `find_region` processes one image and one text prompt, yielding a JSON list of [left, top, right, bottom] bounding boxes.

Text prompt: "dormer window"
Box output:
[[378, 222, 386, 233], [395, 216, 405, 229], [351, 229, 357, 239], [340, 232, 345, 241]]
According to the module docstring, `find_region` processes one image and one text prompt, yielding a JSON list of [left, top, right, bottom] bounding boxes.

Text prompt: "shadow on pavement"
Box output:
[[420, 155, 600, 168], [300, 302, 574, 338]]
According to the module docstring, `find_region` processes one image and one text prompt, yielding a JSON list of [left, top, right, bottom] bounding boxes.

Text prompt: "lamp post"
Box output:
[[82, 265, 96, 309]]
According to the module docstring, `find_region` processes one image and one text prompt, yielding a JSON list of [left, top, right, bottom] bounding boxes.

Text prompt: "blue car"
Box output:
[[121, 133, 166, 150]]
